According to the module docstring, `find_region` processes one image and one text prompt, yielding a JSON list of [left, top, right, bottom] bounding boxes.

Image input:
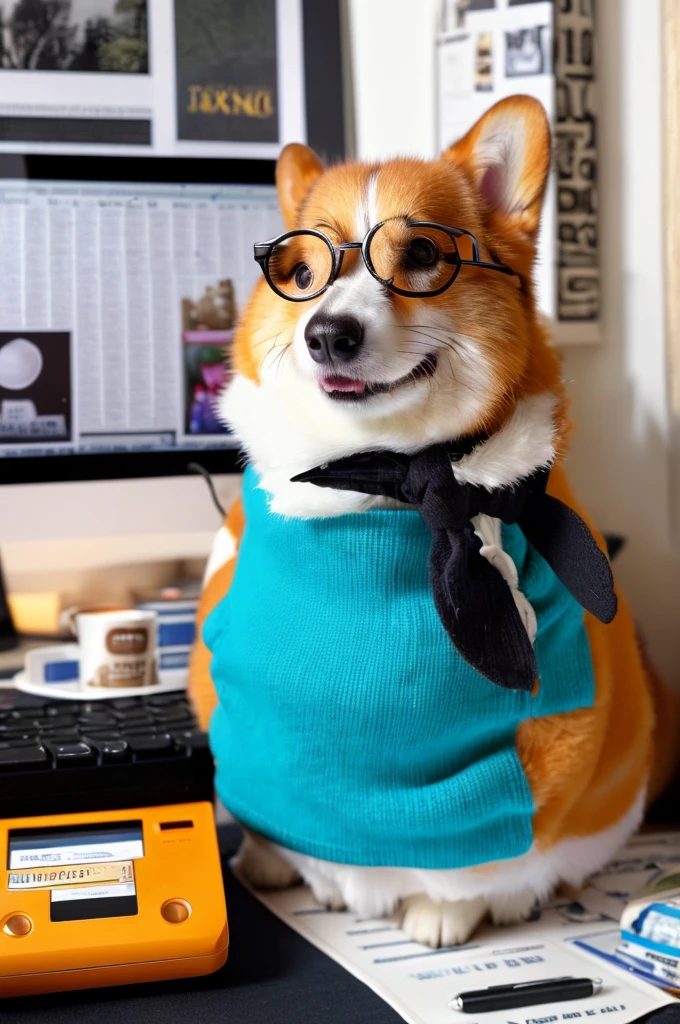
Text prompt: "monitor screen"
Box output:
[[0, 155, 282, 483]]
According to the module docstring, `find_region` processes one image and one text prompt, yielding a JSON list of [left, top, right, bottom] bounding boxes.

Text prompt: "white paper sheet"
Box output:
[[241, 833, 680, 1024]]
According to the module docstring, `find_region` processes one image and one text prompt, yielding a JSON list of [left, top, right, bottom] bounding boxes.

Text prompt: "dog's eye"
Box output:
[[406, 237, 439, 268], [294, 263, 314, 290]]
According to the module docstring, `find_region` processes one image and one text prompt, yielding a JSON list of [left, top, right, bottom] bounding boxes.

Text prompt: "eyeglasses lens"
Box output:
[[267, 233, 334, 299], [368, 221, 460, 295]]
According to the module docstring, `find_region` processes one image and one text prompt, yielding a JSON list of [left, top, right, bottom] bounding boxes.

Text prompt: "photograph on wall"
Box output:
[[474, 31, 493, 91], [0, 0, 149, 73], [505, 25, 551, 76], [174, 0, 279, 145], [0, 331, 72, 444], [468, 0, 496, 8], [181, 280, 235, 437]]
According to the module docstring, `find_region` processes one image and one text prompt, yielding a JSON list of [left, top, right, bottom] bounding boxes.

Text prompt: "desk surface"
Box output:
[[1, 824, 401, 1024], [3, 826, 680, 1024]]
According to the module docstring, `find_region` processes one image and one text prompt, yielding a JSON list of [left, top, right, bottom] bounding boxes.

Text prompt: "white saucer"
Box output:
[[14, 668, 187, 701]]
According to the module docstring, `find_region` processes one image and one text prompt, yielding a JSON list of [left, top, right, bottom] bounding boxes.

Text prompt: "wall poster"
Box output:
[[436, 0, 601, 344]]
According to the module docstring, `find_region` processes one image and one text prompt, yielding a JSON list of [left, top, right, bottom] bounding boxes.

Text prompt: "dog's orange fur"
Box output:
[[191, 96, 677, 858], [235, 98, 569, 449]]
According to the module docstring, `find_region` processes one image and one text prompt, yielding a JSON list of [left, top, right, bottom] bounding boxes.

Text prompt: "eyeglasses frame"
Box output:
[[253, 219, 516, 302]]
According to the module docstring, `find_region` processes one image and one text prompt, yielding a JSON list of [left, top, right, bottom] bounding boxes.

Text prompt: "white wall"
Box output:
[[348, 0, 439, 161], [560, 0, 679, 683], [346, 0, 679, 683]]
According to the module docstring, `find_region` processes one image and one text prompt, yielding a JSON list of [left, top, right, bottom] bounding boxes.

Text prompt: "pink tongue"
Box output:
[[321, 376, 366, 394]]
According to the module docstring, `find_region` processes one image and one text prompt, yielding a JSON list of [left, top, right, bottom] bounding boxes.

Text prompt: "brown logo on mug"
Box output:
[[105, 627, 148, 656]]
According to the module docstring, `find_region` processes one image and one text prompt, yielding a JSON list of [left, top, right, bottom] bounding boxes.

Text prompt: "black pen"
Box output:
[[450, 976, 602, 1013]]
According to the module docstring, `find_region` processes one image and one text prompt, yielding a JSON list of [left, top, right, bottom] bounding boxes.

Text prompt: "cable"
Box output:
[[188, 462, 226, 519]]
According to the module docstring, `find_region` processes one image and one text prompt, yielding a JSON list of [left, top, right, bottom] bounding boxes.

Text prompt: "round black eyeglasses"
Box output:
[[253, 219, 516, 301]]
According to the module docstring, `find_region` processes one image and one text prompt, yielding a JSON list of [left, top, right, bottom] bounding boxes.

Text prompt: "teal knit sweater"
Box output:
[[205, 467, 595, 869]]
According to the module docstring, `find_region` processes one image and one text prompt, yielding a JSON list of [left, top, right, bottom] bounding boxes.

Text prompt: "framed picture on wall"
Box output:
[[0, 0, 346, 163]]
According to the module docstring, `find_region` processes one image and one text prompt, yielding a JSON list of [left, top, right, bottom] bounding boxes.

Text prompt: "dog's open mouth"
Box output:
[[319, 353, 437, 402]]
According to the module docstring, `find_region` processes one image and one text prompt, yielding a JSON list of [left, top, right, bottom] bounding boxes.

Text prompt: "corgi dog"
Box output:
[[189, 96, 677, 949]]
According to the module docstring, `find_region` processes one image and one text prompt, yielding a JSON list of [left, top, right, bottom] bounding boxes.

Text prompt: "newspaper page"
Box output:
[[0, 177, 284, 455]]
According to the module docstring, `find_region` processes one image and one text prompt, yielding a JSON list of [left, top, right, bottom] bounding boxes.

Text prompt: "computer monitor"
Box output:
[[0, 155, 285, 649], [0, 155, 282, 485], [0, 0, 348, 648]]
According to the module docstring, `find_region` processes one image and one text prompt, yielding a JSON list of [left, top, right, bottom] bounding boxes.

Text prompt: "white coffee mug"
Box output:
[[76, 609, 158, 690]]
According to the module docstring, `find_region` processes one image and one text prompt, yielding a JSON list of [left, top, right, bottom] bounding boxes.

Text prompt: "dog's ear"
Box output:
[[443, 95, 551, 240], [276, 144, 324, 229]]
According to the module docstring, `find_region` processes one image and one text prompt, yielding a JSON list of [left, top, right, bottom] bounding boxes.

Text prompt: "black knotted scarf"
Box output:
[[291, 439, 617, 692]]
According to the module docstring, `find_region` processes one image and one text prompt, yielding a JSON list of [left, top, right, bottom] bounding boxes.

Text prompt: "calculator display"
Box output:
[[7, 821, 142, 921]]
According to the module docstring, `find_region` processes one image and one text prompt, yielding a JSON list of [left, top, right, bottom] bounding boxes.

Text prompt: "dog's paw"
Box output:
[[307, 876, 347, 911], [399, 894, 487, 948], [488, 888, 537, 926], [231, 834, 299, 890]]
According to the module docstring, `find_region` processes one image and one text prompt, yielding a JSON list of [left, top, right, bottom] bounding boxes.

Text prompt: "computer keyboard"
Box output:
[[0, 689, 214, 819]]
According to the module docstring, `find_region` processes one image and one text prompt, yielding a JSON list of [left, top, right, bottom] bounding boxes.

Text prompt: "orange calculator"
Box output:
[[0, 801, 228, 997]]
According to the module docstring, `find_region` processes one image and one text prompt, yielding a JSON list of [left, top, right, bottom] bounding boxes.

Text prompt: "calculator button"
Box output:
[[3, 914, 33, 937], [161, 899, 191, 924], [0, 746, 49, 771]]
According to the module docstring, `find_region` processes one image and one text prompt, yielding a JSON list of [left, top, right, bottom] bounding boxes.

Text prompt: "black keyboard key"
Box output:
[[127, 734, 177, 759], [44, 729, 82, 742], [110, 698, 143, 709], [44, 703, 81, 716], [91, 739, 131, 763], [78, 702, 107, 714], [147, 694, 186, 707], [172, 730, 210, 752], [8, 707, 45, 720], [113, 709, 155, 723], [152, 708, 194, 725], [45, 741, 97, 767], [0, 722, 35, 736], [38, 714, 77, 730], [2, 724, 40, 738], [78, 712, 117, 727], [0, 745, 49, 771], [81, 729, 122, 740]]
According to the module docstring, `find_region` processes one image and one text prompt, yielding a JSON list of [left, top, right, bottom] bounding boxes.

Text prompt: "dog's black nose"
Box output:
[[305, 314, 364, 364]]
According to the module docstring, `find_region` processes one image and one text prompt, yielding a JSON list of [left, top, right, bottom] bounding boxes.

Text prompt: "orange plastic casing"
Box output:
[[0, 801, 228, 997]]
